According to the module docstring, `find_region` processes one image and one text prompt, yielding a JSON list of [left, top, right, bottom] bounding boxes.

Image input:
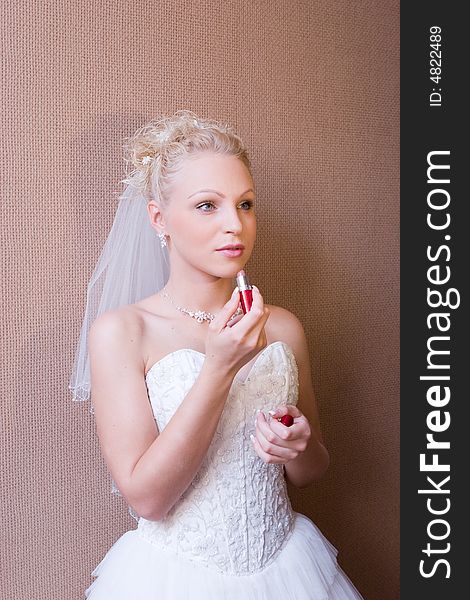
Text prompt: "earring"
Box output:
[[158, 232, 167, 248]]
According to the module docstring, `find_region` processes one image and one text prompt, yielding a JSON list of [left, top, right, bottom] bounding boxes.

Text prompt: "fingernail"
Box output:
[[250, 434, 255, 443], [268, 410, 276, 416]]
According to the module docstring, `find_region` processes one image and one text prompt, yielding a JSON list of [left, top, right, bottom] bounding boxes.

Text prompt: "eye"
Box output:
[[195, 199, 255, 213], [196, 202, 216, 212]]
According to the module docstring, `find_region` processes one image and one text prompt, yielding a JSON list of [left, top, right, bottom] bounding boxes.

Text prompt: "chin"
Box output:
[[210, 263, 246, 279]]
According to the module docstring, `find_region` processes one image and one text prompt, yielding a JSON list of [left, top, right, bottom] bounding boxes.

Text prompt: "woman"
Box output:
[[70, 110, 364, 599]]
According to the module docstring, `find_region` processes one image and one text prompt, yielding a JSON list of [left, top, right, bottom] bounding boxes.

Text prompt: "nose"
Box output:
[[222, 207, 243, 234]]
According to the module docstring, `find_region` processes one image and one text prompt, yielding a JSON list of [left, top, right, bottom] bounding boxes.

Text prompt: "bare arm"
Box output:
[[89, 287, 270, 521], [282, 309, 330, 487]]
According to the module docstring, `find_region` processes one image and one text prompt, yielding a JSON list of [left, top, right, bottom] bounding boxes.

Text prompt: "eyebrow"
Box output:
[[187, 188, 255, 199]]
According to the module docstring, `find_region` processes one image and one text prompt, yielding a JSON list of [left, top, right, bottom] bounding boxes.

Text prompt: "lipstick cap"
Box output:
[[236, 270, 252, 291]]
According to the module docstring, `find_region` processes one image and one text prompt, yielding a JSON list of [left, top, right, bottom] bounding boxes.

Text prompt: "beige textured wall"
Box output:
[[1, 1, 399, 598]]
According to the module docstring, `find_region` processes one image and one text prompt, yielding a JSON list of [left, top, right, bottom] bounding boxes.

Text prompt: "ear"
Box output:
[[147, 200, 166, 234]]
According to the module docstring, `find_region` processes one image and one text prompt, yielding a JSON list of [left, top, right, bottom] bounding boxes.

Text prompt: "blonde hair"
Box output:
[[122, 109, 252, 205]]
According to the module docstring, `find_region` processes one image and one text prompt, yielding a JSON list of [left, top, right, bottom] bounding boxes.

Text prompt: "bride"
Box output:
[[70, 109, 364, 599]]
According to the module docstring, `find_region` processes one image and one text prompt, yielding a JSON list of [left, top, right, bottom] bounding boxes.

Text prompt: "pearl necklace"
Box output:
[[160, 289, 243, 324]]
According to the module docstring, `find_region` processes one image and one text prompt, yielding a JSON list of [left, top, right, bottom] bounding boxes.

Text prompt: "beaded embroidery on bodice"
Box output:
[[137, 341, 299, 575]]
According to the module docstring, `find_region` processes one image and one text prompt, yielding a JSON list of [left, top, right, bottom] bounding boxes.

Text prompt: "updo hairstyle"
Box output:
[[122, 109, 252, 206]]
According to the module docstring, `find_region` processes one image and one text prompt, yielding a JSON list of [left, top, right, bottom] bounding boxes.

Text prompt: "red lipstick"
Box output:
[[236, 270, 253, 313], [278, 414, 294, 427]]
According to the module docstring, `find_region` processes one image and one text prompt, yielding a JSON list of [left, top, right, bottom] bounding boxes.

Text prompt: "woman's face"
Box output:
[[159, 152, 257, 278]]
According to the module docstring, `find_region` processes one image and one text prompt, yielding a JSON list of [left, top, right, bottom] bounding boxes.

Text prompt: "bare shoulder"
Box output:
[[88, 304, 146, 372], [89, 304, 144, 341], [266, 304, 310, 368]]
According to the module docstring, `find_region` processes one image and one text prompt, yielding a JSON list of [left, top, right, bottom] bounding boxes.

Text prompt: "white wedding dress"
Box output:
[[85, 341, 364, 599]]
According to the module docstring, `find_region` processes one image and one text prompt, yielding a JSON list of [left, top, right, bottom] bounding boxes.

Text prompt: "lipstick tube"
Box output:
[[236, 270, 253, 313], [278, 414, 294, 427]]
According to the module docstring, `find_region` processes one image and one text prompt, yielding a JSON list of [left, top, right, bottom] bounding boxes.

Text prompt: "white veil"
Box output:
[[68, 181, 170, 411]]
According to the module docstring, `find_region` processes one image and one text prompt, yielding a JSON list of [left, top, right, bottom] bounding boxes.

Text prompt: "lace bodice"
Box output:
[[137, 341, 299, 575]]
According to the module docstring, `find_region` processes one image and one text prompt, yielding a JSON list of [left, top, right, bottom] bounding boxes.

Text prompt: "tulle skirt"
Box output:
[[85, 511, 364, 599]]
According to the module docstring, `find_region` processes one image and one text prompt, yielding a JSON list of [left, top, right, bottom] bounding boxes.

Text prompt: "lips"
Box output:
[[216, 245, 244, 258], [216, 244, 245, 251]]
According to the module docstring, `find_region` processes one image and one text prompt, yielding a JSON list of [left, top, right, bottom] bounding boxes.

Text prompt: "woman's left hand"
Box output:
[[250, 406, 311, 465]]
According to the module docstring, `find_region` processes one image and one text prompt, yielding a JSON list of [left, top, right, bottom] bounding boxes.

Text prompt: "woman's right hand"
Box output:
[[204, 285, 270, 377]]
